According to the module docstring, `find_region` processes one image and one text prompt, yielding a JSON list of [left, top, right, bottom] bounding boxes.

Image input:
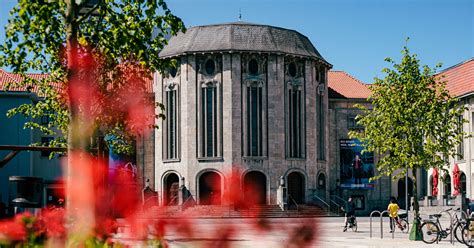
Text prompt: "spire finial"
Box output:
[[238, 9, 242, 21]]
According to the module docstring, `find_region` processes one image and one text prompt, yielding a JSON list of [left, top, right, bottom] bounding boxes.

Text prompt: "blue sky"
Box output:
[[1, 0, 472, 83]]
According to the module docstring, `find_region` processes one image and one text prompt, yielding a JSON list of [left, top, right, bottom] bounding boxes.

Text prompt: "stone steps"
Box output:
[[157, 204, 328, 218], [113, 205, 330, 240], [138, 204, 330, 218]]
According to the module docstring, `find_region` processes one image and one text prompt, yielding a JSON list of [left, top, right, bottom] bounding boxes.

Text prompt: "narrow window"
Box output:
[[318, 70, 325, 160], [286, 60, 305, 159], [457, 115, 464, 160], [200, 85, 219, 158], [197, 56, 223, 159], [165, 86, 179, 160], [247, 85, 263, 156], [289, 87, 303, 158], [242, 56, 267, 158]]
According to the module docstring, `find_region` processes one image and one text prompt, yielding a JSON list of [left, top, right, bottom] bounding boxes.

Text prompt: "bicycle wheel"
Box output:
[[454, 222, 465, 244], [462, 224, 474, 246], [351, 218, 357, 232], [399, 218, 409, 234], [420, 221, 439, 244]]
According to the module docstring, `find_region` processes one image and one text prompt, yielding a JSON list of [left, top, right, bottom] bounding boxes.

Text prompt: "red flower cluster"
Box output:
[[0, 216, 27, 242]]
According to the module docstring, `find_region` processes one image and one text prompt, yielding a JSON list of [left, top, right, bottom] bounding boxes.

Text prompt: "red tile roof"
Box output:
[[328, 71, 371, 99], [0, 68, 50, 94], [436, 58, 474, 98], [0, 69, 154, 94]]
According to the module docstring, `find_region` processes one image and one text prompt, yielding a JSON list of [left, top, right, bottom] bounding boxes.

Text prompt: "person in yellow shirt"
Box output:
[[387, 197, 403, 232]]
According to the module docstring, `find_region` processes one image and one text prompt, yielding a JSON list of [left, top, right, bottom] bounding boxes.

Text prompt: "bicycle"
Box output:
[[420, 208, 456, 244], [391, 210, 409, 233], [340, 203, 357, 232], [341, 209, 357, 232], [450, 208, 469, 244], [347, 215, 358, 232]]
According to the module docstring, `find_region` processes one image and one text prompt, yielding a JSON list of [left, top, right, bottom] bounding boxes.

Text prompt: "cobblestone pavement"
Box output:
[[144, 217, 468, 248]]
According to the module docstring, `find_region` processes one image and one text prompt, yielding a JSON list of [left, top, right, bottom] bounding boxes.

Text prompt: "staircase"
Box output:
[[142, 204, 329, 218], [182, 205, 236, 217]]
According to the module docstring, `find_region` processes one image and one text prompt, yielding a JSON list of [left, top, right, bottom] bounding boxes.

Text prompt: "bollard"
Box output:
[[439, 208, 454, 245], [370, 210, 381, 238], [380, 210, 390, 239], [370, 210, 394, 239]]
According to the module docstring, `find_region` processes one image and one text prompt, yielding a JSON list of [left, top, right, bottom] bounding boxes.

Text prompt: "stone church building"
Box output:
[[153, 22, 331, 207], [142, 23, 473, 214]]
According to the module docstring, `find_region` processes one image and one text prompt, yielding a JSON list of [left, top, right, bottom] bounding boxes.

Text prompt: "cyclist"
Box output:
[[388, 197, 403, 232], [342, 197, 356, 232]]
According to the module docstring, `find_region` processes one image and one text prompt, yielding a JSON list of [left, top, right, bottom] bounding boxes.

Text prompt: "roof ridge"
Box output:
[[437, 58, 474, 74], [1, 69, 22, 83], [189, 22, 316, 47], [1, 69, 49, 79]]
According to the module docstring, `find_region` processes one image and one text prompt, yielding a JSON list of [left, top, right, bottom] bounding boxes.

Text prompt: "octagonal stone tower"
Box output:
[[154, 22, 331, 206]]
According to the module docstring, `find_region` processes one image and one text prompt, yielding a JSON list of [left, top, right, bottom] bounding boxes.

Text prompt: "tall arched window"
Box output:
[[317, 65, 326, 160], [163, 63, 180, 160], [285, 58, 305, 159], [444, 174, 452, 196], [242, 55, 267, 157], [197, 56, 223, 159], [202, 83, 217, 157], [460, 172, 466, 195]]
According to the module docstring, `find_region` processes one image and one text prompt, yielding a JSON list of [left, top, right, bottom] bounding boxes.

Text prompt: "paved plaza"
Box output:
[[155, 217, 467, 248]]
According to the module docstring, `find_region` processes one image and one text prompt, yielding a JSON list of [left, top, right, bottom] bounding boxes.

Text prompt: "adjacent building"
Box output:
[[426, 58, 474, 205], [0, 69, 63, 215], [327, 71, 393, 214]]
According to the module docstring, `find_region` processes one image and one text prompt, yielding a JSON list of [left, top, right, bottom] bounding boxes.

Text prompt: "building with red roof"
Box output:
[[426, 58, 474, 205], [328, 71, 371, 99], [0, 68, 155, 215], [327, 70, 393, 214], [438, 58, 474, 98], [0, 69, 63, 213]]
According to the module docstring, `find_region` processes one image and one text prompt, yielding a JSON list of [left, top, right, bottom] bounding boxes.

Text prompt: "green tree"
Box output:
[[0, 0, 184, 241], [0, 0, 184, 154], [349, 44, 467, 240]]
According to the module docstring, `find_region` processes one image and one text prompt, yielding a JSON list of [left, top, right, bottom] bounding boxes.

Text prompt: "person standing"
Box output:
[[388, 197, 402, 232], [352, 155, 363, 184], [342, 197, 356, 232]]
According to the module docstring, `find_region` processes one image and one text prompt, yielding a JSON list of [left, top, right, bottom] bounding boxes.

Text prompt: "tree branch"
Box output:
[[76, 2, 100, 24]]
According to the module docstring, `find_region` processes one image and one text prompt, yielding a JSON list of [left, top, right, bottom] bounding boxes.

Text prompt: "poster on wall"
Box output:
[[339, 139, 375, 189]]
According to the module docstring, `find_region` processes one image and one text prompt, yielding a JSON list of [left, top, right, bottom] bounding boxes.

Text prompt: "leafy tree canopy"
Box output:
[[349, 44, 467, 179], [0, 0, 184, 154]]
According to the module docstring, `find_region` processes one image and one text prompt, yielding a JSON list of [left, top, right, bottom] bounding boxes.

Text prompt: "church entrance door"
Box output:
[[244, 171, 266, 205], [287, 172, 305, 204], [165, 173, 179, 206], [199, 171, 221, 205]]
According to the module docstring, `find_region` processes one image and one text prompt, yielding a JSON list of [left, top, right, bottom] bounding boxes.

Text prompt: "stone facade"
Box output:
[[153, 22, 331, 206]]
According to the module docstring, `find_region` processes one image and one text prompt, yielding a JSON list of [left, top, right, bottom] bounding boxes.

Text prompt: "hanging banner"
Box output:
[[339, 139, 375, 189]]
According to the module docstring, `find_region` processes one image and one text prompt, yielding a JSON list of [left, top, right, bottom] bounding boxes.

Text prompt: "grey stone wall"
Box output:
[[136, 128, 155, 190], [154, 53, 330, 206]]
